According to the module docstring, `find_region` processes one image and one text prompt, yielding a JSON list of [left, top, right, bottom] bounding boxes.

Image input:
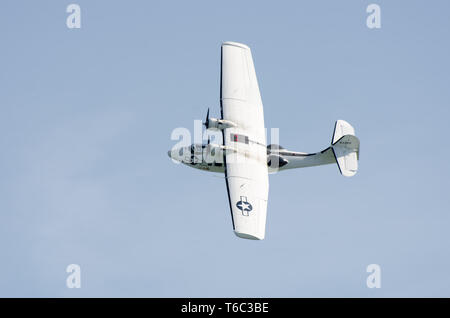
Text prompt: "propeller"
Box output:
[[203, 108, 210, 129]]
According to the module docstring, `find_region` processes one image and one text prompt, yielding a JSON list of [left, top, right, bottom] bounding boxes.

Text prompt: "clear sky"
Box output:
[[1, 0, 449, 297]]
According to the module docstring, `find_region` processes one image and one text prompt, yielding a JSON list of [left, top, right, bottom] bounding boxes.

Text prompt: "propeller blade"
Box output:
[[204, 108, 210, 129]]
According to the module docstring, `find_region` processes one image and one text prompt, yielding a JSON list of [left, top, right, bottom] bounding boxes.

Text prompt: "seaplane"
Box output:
[[168, 42, 360, 240]]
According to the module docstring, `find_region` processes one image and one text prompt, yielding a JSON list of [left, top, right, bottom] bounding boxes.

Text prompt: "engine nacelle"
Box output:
[[205, 117, 237, 130]]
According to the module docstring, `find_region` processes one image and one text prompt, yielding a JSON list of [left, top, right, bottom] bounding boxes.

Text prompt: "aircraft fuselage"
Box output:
[[168, 143, 336, 174]]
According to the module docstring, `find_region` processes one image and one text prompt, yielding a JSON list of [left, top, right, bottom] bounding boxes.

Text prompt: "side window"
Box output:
[[179, 148, 183, 156]]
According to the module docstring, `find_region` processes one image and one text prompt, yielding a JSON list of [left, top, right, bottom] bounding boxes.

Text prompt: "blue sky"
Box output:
[[1, 0, 450, 297]]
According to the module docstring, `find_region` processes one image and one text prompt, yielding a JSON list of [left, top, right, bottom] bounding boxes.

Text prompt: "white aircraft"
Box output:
[[168, 42, 360, 240]]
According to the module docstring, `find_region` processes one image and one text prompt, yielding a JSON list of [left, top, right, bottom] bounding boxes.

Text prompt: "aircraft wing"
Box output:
[[220, 42, 269, 240]]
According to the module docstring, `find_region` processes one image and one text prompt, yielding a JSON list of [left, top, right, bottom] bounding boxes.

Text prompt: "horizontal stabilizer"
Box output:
[[332, 120, 355, 145]]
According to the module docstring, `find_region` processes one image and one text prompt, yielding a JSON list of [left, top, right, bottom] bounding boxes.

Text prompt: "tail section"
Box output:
[[331, 120, 360, 177]]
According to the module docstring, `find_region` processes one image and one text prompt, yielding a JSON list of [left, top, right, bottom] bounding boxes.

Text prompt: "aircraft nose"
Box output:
[[167, 150, 172, 158]]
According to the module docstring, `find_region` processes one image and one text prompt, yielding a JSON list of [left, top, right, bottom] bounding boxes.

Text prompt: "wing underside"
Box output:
[[220, 42, 269, 240]]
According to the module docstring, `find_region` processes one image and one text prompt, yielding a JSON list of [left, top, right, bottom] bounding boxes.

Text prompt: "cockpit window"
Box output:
[[191, 144, 202, 152], [179, 148, 183, 156]]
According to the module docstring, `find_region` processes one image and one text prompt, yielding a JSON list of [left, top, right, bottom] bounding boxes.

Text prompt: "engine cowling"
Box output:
[[205, 117, 237, 130]]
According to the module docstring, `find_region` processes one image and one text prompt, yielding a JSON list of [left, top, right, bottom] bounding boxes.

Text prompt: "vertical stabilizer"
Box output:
[[331, 120, 360, 177]]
